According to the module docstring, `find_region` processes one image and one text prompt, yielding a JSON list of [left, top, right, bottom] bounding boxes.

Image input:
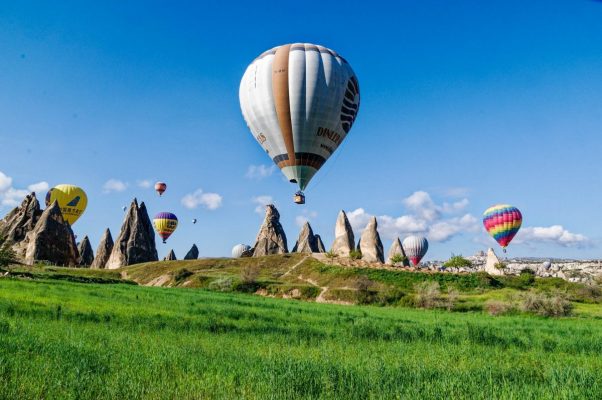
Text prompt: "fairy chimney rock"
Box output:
[[77, 235, 94, 267], [164, 249, 177, 261], [359, 217, 384, 263], [387, 237, 408, 266], [331, 210, 355, 256], [252, 204, 288, 256], [292, 221, 320, 253], [184, 244, 199, 260]]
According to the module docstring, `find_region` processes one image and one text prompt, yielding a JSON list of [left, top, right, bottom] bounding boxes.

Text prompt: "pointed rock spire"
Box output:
[[77, 236, 94, 267], [105, 198, 158, 269], [292, 221, 321, 253], [387, 237, 408, 266], [252, 204, 288, 256], [164, 249, 177, 261], [314, 234, 326, 253], [0, 192, 43, 259], [331, 210, 355, 256], [24, 200, 79, 266], [484, 248, 503, 276], [91, 229, 114, 269], [359, 217, 384, 263], [184, 244, 199, 260]]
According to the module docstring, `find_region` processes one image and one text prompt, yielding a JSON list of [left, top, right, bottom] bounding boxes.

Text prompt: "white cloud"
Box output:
[[515, 225, 591, 248], [137, 179, 152, 189], [181, 189, 223, 210], [27, 181, 49, 193], [346, 191, 478, 243], [443, 187, 470, 198], [245, 164, 276, 180], [295, 210, 318, 227], [0, 171, 47, 208], [102, 179, 128, 193], [251, 195, 273, 214]]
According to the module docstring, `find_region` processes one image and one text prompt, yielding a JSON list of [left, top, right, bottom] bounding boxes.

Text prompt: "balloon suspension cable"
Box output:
[[503, 248, 507, 253]]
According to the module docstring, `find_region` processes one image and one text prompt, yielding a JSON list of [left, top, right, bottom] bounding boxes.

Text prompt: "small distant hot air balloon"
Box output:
[[483, 204, 522, 253], [402, 235, 429, 266], [542, 261, 552, 270], [122, 206, 127, 212], [155, 182, 167, 196], [232, 244, 251, 258], [240, 43, 360, 204], [192, 219, 197, 224], [45, 184, 88, 226], [153, 212, 178, 243]]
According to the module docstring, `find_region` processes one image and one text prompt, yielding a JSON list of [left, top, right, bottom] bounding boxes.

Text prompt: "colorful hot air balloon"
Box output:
[[231, 244, 251, 258], [240, 43, 360, 204], [155, 182, 167, 196], [482, 204, 522, 252], [45, 184, 88, 226], [192, 218, 197, 224], [153, 212, 178, 243], [402, 235, 429, 266]]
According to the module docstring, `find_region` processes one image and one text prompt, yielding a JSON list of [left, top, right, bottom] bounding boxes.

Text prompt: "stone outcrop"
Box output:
[[292, 222, 321, 253], [77, 236, 94, 267], [164, 249, 177, 261], [24, 201, 79, 266], [331, 210, 354, 256], [252, 204, 288, 256], [184, 244, 199, 260], [359, 217, 384, 263], [105, 198, 158, 269], [91, 229, 113, 269], [387, 237, 409, 266], [315, 235, 326, 253], [483, 248, 503, 276], [0, 192, 43, 259]]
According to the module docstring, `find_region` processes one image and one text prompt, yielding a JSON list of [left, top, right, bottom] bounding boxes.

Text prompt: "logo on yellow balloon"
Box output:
[[45, 184, 88, 226]]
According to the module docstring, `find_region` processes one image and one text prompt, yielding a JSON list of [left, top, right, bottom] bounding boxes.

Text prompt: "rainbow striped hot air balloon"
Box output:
[[153, 212, 178, 243], [482, 204, 522, 252]]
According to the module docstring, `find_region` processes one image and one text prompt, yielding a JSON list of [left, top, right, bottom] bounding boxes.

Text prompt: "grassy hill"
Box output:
[[1, 272, 601, 399]]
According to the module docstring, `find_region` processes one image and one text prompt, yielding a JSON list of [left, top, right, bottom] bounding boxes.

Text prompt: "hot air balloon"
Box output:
[[155, 182, 167, 196], [402, 235, 429, 266], [232, 244, 251, 258], [482, 204, 522, 252], [240, 43, 360, 204], [192, 219, 197, 224], [153, 212, 178, 243], [122, 206, 127, 212], [45, 184, 88, 226], [542, 261, 552, 270]]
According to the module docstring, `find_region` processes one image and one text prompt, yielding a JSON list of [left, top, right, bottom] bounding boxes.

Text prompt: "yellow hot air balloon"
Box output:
[[45, 184, 88, 226]]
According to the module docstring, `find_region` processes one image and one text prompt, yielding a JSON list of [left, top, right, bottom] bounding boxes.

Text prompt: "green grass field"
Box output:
[[1, 271, 602, 399]]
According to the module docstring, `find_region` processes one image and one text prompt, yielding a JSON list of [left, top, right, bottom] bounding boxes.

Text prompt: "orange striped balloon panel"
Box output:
[[153, 212, 178, 242]]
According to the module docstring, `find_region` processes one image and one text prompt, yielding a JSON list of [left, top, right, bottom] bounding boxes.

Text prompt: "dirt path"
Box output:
[[298, 275, 351, 305], [281, 256, 309, 278]]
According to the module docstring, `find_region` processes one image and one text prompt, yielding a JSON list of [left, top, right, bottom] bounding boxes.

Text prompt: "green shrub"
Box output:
[[443, 254, 472, 269], [349, 250, 362, 260], [494, 262, 507, 270], [240, 264, 260, 284], [520, 290, 573, 317], [445, 288, 459, 311], [0, 237, 19, 269], [325, 250, 337, 259], [174, 268, 193, 282], [208, 277, 234, 292], [414, 281, 440, 309], [389, 253, 406, 265], [485, 300, 514, 316], [355, 275, 375, 304]]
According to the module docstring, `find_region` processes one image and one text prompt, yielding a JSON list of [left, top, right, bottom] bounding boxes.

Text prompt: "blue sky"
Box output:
[[1, 1, 601, 260]]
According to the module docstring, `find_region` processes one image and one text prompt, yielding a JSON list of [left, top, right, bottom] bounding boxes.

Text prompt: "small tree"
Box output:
[[494, 262, 507, 270], [355, 275, 374, 304], [414, 281, 441, 309], [349, 249, 362, 260], [0, 237, 19, 270], [241, 264, 260, 284], [390, 253, 407, 265], [443, 254, 472, 269], [445, 287, 459, 311], [325, 250, 337, 259]]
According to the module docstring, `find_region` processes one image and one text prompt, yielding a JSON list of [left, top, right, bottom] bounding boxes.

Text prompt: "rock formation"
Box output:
[[91, 228, 114, 269], [387, 237, 408, 266], [105, 198, 158, 269], [252, 204, 288, 256], [315, 234, 326, 253], [24, 201, 79, 266], [164, 249, 177, 261], [292, 222, 321, 253], [483, 247, 503, 276], [331, 210, 355, 256], [77, 236, 94, 267], [0, 192, 43, 258], [359, 217, 384, 263], [184, 244, 199, 260]]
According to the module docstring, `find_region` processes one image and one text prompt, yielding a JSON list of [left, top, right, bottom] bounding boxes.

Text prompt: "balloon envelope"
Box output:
[[240, 43, 360, 191], [45, 184, 88, 226], [153, 212, 178, 243], [482, 204, 522, 250], [192, 219, 197, 224], [155, 182, 166, 196], [231, 244, 251, 258], [542, 261, 552, 270], [402, 235, 428, 266]]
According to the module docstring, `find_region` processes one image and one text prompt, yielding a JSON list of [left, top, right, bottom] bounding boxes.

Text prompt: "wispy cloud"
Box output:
[[102, 179, 128, 193], [137, 179, 152, 189], [251, 195, 273, 214], [0, 171, 48, 207], [245, 164, 276, 180], [181, 189, 223, 210], [295, 210, 318, 227]]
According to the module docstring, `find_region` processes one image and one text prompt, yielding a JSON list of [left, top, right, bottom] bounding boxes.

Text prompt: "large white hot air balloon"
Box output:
[[402, 235, 429, 266], [232, 244, 251, 258], [240, 43, 360, 204]]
